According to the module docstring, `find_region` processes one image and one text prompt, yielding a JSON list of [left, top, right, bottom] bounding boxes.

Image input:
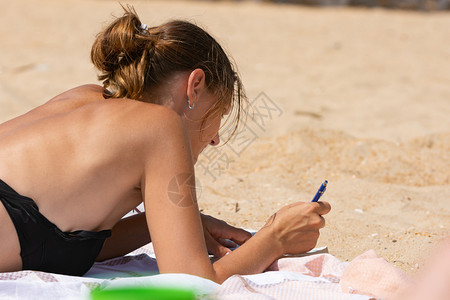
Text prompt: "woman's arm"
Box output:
[[96, 212, 150, 261], [141, 109, 331, 283], [142, 109, 216, 279]]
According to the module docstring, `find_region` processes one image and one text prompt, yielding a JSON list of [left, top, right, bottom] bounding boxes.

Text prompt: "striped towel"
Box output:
[[0, 242, 412, 300]]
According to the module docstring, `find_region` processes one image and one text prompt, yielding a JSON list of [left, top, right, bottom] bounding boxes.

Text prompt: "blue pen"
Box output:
[[311, 180, 328, 202]]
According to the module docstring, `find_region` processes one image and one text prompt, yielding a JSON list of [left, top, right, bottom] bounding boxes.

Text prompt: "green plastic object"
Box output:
[[90, 286, 196, 300]]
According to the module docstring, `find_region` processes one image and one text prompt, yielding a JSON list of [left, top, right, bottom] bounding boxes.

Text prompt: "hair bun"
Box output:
[[92, 10, 144, 71]]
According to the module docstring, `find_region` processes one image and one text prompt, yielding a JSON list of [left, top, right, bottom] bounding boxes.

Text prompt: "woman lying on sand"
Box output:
[[0, 6, 330, 283]]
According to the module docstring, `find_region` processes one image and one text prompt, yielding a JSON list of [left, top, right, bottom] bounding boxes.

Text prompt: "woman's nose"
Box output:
[[209, 133, 220, 146]]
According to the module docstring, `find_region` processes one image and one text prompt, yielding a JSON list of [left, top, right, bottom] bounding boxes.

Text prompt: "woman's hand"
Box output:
[[262, 201, 331, 256], [201, 213, 252, 258]]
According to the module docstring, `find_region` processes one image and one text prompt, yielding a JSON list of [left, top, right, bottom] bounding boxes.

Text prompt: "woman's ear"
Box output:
[[186, 69, 206, 106]]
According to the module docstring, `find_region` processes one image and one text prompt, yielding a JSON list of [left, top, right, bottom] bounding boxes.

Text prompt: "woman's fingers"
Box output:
[[229, 228, 253, 245], [220, 224, 253, 245], [218, 238, 238, 249], [318, 215, 326, 229], [314, 201, 331, 215], [204, 231, 231, 258], [288, 200, 331, 217], [202, 213, 253, 244], [201, 213, 253, 256]]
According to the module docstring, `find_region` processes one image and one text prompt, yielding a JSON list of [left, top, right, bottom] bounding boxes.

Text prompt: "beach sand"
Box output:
[[1, 0, 449, 275]]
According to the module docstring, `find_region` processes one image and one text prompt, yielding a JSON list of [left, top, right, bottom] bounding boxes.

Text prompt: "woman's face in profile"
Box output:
[[182, 94, 229, 164]]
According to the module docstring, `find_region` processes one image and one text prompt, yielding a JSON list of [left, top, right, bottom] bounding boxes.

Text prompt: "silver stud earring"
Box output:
[[187, 99, 195, 110]]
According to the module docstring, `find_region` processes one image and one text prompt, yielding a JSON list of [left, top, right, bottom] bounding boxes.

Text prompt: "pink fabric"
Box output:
[[214, 250, 412, 299], [267, 252, 347, 281], [340, 250, 413, 299]]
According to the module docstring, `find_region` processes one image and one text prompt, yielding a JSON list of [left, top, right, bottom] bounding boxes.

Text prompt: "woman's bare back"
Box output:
[[0, 85, 157, 233]]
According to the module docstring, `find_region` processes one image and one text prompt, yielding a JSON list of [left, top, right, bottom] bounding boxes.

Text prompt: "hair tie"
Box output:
[[140, 23, 148, 34]]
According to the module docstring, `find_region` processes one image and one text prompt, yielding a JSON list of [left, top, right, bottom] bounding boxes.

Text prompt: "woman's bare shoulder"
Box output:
[[0, 85, 105, 135], [94, 99, 184, 136], [70, 100, 189, 174], [46, 84, 104, 103]]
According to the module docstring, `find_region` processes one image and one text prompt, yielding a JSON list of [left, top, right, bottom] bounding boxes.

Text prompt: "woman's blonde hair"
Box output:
[[91, 5, 246, 142]]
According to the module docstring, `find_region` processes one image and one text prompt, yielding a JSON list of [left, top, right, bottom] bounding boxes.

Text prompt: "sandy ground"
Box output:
[[1, 0, 449, 275]]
